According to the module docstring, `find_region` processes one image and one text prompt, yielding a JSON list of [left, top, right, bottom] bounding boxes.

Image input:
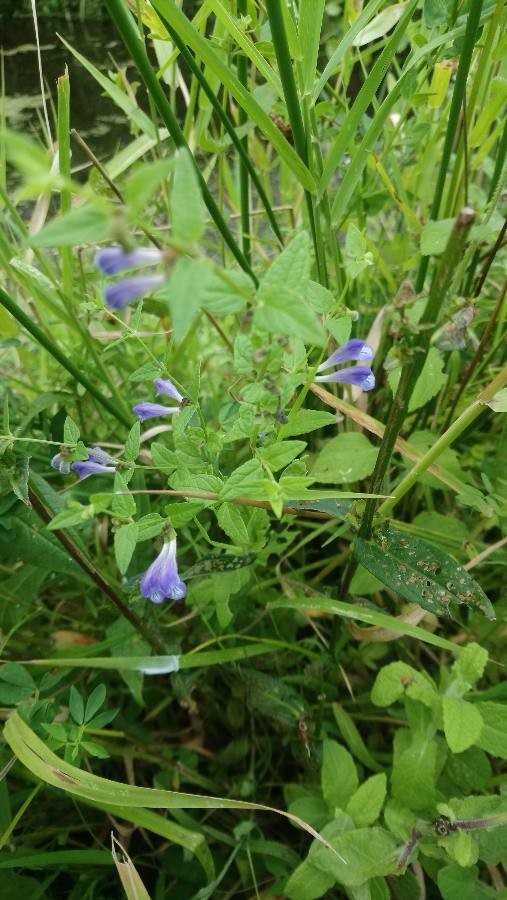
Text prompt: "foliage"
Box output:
[[0, 0, 506, 898]]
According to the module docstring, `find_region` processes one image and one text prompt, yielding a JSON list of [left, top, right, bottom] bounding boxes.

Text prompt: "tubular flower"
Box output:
[[95, 246, 163, 276], [104, 274, 165, 310], [317, 339, 374, 373], [140, 537, 187, 604], [133, 402, 180, 422], [315, 364, 375, 392], [51, 453, 71, 475], [154, 378, 184, 404], [71, 446, 117, 479]]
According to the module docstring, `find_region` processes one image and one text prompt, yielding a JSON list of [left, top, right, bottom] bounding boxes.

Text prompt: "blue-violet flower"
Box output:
[[315, 364, 375, 392], [51, 453, 71, 474], [317, 339, 374, 373], [140, 537, 187, 603], [154, 378, 184, 404], [95, 246, 163, 276], [133, 402, 180, 422], [104, 274, 165, 310]]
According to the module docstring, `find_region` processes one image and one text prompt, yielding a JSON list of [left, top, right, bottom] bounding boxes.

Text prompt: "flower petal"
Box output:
[[315, 365, 376, 392], [95, 246, 163, 275], [71, 460, 117, 479], [104, 274, 165, 310], [317, 339, 375, 373], [133, 402, 180, 422], [140, 539, 187, 604], [154, 378, 184, 404]]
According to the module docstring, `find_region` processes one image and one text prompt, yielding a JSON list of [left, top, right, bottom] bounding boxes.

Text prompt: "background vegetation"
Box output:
[[0, 0, 506, 898]]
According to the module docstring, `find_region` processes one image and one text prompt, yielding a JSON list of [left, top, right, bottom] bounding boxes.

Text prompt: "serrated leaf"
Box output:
[[47, 502, 93, 530], [355, 526, 495, 619], [311, 432, 378, 483], [63, 416, 80, 444], [124, 421, 141, 462], [321, 740, 358, 810], [32, 205, 110, 247], [389, 347, 447, 412], [420, 218, 454, 255], [114, 522, 139, 575], [220, 459, 268, 501], [125, 158, 173, 217], [158, 258, 211, 342], [112, 473, 137, 519], [280, 409, 337, 437], [258, 440, 306, 472], [216, 504, 250, 546]]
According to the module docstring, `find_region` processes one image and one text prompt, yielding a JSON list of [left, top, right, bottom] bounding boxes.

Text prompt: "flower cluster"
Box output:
[[95, 246, 165, 310], [133, 377, 185, 422], [51, 446, 117, 479], [140, 534, 186, 603], [314, 338, 375, 392]]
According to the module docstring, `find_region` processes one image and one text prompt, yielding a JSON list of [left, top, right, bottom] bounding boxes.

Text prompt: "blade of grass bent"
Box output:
[[4, 712, 346, 862]]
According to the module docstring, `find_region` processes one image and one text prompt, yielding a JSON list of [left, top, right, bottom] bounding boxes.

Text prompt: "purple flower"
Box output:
[[154, 378, 184, 404], [95, 246, 163, 275], [133, 402, 180, 422], [86, 446, 116, 465], [71, 459, 117, 479], [315, 365, 376, 392], [317, 339, 374, 373], [104, 274, 165, 310], [70, 445, 117, 479], [51, 453, 71, 475], [140, 538, 186, 603]]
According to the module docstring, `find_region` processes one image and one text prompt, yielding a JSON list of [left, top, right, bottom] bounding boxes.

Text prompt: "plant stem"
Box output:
[[237, 0, 251, 264], [414, 0, 484, 292], [28, 482, 166, 654], [0, 285, 131, 429], [103, 0, 256, 284], [57, 67, 73, 302], [379, 363, 507, 518], [358, 208, 476, 538], [266, 0, 327, 285]]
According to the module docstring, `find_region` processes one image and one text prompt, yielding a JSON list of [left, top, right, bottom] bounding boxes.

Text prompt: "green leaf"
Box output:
[[486, 387, 507, 412], [285, 860, 335, 900], [258, 440, 307, 472], [442, 697, 483, 753], [420, 218, 455, 255], [452, 642, 488, 691], [344, 223, 374, 279], [170, 148, 206, 245], [201, 268, 253, 317], [111, 473, 137, 519], [475, 703, 507, 760], [353, 3, 409, 46], [114, 523, 139, 575], [47, 502, 94, 530], [84, 684, 107, 723], [69, 685, 85, 724], [332, 704, 382, 772], [136, 513, 166, 542], [310, 823, 399, 887], [158, 257, 211, 342], [391, 728, 438, 811], [32, 205, 110, 247], [321, 740, 358, 811], [124, 421, 141, 462], [311, 432, 378, 484], [438, 864, 495, 900], [63, 415, 80, 444], [216, 504, 250, 546], [346, 774, 387, 827], [125, 158, 173, 217], [220, 459, 268, 501], [12, 517, 88, 581], [371, 661, 437, 709], [280, 410, 337, 437], [388, 347, 447, 412], [355, 525, 496, 619]]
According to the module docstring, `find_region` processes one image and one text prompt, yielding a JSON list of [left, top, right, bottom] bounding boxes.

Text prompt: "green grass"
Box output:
[[0, 1, 506, 898]]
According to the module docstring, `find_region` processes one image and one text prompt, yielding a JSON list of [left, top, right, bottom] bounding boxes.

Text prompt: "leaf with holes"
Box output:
[[355, 526, 495, 620]]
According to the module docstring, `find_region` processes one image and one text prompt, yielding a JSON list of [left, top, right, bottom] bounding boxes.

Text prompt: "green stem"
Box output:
[[0, 286, 131, 428], [358, 207, 475, 541], [379, 363, 507, 517], [103, 0, 256, 284], [57, 67, 73, 301], [414, 0, 484, 292], [237, 0, 251, 264], [28, 482, 165, 654], [266, 0, 327, 285]]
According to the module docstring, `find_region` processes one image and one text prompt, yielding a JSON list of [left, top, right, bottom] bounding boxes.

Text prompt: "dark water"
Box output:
[[1, 12, 134, 168]]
